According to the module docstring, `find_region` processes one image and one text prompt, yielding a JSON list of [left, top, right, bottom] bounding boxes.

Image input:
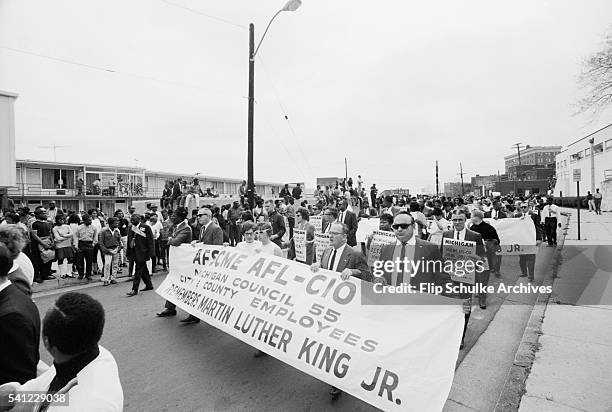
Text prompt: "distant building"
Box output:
[[7, 159, 283, 216], [504, 145, 562, 177], [444, 182, 472, 197], [470, 174, 498, 197], [555, 123, 612, 210]]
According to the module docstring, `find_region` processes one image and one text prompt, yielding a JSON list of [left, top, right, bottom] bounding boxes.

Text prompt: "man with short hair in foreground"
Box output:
[[0, 292, 123, 411]]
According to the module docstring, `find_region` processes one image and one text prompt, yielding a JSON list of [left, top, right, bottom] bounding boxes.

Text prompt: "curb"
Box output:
[[493, 215, 571, 411], [31, 270, 169, 298]]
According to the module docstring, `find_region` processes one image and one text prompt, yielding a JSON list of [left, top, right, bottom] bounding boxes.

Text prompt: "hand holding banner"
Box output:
[[157, 245, 464, 412]]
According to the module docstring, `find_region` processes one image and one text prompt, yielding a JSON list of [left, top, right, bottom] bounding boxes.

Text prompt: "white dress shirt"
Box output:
[[453, 228, 467, 241], [391, 235, 416, 286], [542, 204, 560, 218], [328, 243, 347, 272]]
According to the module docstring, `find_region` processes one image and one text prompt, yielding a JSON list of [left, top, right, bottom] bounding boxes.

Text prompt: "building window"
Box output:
[[585, 148, 591, 157], [41, 169, 75, 189], [605, 139, 612, 151]]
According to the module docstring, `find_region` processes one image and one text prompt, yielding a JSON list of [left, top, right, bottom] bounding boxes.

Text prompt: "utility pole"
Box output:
[[247, 23, 255, 211], [344, 157, 348, 183], [435, 160, 439, 197], [589, 138, 596, 193], [459, 162, 465, 196]]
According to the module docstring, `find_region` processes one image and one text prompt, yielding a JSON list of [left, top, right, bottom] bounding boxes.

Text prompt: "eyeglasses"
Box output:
[[392, 223, 411, 230], [197, 213, 210, 217], [329, 231, 344, 236], [451, 218, 465, 222], [244, 231, 255, 235]]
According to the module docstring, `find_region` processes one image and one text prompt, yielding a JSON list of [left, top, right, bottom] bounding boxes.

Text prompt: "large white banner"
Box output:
[[483, 218, 536, 255], [158, 245, 464, 412]]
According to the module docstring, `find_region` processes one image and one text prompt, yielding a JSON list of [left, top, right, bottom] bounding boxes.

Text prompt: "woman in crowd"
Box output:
[[256, 222, 283, 257], [0, 225, 33, 294], [52, 215, 74, 279], [235, 221, 261, 253], [90, 209, 104, 275], [30, 208, 54, 283], [67, 213, 81, 277]]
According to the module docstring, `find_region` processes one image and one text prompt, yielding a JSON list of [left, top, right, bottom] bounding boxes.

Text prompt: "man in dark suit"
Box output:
[[338, 200, 358, 247], [441, 209, 486, 349], [376, 212, 443, 288], [125, 214, 155, 297], [483, 200, 506, 275], [180, 207, 224, 324], [310, 222, 370, 399], [0, 243, 40, 385], [157, 207, 192, 317]]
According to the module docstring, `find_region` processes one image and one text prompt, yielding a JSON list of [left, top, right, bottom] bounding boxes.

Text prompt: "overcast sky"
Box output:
[[1, 0, 612, 192]]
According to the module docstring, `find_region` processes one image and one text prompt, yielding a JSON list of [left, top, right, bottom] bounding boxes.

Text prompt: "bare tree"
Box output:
[[577, 29, 612, 116]]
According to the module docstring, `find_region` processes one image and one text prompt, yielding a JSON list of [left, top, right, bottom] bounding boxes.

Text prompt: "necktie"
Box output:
[[130, 234, 135, 248], [456, 231, 460, 240], [339, 212, 344, 223], [397, 242, 407, 285], [329, 249, 337, 271]]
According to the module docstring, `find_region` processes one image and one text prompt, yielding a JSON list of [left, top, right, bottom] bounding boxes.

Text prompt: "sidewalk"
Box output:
[[518, 210, 612, 412]]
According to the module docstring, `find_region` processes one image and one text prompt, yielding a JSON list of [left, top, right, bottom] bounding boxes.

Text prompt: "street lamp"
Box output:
[[247, 0, 302, 210]]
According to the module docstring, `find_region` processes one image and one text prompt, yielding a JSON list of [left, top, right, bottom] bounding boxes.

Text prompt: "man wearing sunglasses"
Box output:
[[376, 212, 443, 289], [178, 207, 225, 324], [442, 209, 486, 349]]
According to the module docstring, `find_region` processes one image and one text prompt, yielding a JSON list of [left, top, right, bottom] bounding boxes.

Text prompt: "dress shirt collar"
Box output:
[[395, 234, 416, 246], [0, 278, 12, 293], [455, 228, 467, 240], [333, 242, 347, 254]]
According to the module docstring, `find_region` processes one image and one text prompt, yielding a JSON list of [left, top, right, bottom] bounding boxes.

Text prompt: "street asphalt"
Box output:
[[31, 250, 555, 411]]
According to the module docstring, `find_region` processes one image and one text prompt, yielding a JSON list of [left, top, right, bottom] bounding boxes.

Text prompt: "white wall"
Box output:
[[0, 92, 17, 188], [555, 125, 612, 199]]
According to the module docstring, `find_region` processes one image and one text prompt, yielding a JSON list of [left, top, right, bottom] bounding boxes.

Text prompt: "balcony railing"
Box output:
[[7, 183, 276, 199]]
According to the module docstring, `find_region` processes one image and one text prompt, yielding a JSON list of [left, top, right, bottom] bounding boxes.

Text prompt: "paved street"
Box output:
[[29, 244, 560, 412]]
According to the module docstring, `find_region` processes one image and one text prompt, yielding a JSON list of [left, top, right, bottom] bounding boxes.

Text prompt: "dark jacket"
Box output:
[[0, 284, 41, 385], [484, 209, 507, 219], [339, 209, 358, 247], [268, 211, 286, 248], [168, 221, 193, 246], [198, 222, 224, 245], [126, 224, 155, 262], [320, 244, 372, 282], [378, 237, 443, 287]]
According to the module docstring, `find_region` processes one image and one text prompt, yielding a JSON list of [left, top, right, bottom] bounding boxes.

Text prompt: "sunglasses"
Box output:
[[392, 223, 411, 230]]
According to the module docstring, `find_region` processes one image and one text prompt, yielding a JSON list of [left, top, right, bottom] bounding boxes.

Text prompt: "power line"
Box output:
[[159, 0, 248, 30], [0, 45, 239, 99], [256, 55, 314, 176]]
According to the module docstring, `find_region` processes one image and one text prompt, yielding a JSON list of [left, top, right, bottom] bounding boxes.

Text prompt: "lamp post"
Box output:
[[247, 0, 302, 210]]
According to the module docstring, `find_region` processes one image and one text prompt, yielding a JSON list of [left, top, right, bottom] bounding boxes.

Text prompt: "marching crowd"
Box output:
[[0, 173, 570, 409]]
